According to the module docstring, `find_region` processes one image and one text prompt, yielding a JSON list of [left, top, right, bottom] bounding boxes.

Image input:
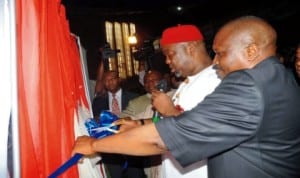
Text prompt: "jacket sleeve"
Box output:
[[156, 71, 264, 167], [119, 99, 138, 118]]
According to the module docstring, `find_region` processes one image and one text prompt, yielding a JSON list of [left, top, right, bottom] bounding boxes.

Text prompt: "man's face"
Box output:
[[212, 31, 248, 79], [144, 72, 161, 93], [103, 72, 120, 93], [161, 43, 192, 78]]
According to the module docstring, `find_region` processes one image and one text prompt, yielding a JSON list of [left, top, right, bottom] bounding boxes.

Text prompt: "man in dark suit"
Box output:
[[92, 70, 139, 120], [92, 70, 145, 178], [74, 16, 300, 178]]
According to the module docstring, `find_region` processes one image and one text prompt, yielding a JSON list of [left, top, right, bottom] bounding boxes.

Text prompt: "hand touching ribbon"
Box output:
[[48, 111, 119, 178]]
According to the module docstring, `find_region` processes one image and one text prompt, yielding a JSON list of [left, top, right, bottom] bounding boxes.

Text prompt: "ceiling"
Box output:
[[62, 0, 207, 10], [62, 0, 299, 45], [61, 0, 298, 18], [61, 0, 299, 79]]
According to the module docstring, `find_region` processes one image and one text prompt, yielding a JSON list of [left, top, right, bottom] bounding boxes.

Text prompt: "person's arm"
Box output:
[[113, 117, 152, 132], [155, 71, 264, 167], [72, 123, 167, 156], [119, 100, 135, 118]]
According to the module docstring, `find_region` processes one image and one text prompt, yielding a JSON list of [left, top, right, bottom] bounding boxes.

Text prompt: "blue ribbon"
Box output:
[[48, 111, 119, 178]]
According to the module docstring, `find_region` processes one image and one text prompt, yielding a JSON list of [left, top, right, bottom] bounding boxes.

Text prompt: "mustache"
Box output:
[[212, 64, 223, 79], [174, 71, 182, 78], [212, 64, 220, 70]]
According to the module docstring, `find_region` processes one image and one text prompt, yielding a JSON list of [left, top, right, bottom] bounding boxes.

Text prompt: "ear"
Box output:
[[245, 43, 258, 61], [186, 41, 196, 56]]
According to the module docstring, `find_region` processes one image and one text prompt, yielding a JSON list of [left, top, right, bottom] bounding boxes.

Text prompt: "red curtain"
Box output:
[[17, 0, 88, 177]]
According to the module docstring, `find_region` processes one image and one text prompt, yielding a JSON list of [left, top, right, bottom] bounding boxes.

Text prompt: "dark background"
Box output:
[[62, 0, 299, 79]]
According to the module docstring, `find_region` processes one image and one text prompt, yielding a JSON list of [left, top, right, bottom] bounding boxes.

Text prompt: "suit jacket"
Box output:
[[156, 57, 300, 178], [119, 94, 152, 119], [120, 90, 176, 120], [92, 89, 139, 118], [92, 89, 145, 178]]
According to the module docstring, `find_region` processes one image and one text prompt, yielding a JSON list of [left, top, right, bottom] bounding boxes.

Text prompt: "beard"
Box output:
[[174, 71, 182, 78]]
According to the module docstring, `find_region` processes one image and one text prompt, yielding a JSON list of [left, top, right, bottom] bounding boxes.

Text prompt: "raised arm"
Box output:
[[151, 90, 181, 117]]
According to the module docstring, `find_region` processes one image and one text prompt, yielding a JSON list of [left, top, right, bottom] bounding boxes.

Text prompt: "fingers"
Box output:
[[78, 157, 84, 164], [151, 90, 160, 97], [113, 118, 125, 126], [71, 136, 84, 156], [72, 136, 95, 156], [112, 119, 122, 125], [113, 117, 132, 126]]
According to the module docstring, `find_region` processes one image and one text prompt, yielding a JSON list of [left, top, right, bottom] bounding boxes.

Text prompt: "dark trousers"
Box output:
[[101, 153, 146, 178]]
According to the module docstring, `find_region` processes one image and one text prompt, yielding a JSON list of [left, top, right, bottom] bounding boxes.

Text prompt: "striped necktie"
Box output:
[[111, 93, 121, 115]]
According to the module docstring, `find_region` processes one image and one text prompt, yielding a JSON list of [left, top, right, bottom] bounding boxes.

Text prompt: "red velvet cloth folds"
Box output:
[[17, 0, 88, 177]]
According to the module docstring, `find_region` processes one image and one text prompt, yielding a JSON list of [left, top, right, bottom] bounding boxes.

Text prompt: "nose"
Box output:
[[165, 56, 171, 64], [165, 57, 171, 65], [295, 59, 300, 67], [213, 57, 218, 65]]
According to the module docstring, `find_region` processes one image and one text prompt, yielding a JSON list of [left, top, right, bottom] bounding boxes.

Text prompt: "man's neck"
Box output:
[[110, 88, 121, 96]]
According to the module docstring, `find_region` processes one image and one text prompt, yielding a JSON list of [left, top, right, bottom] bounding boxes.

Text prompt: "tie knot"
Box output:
[[112, 93, 116, 98]]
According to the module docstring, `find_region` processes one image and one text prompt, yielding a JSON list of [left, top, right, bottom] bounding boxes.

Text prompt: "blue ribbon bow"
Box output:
[[48, 111, 119, 178]]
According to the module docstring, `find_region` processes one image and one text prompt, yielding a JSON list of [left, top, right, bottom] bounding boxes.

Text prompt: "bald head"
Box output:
[[213, 16, 278, 78], [221, 16, 276, 48], [144, 70, 162, 93]]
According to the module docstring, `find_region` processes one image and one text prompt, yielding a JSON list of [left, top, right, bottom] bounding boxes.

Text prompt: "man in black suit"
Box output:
[[92, 70, 145, 178], [74, 16, 300, 178], [92, 70, 138, 119]]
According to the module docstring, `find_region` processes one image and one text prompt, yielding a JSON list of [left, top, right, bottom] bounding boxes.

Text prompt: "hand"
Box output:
[[72, 136, 97, 156], [113, 117, 140, 132], [152, 90, 180, 117]]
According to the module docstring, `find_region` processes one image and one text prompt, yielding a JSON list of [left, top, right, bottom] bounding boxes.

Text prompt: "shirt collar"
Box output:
[[187, 65, 213, 82], [109, 89, 122, 98]]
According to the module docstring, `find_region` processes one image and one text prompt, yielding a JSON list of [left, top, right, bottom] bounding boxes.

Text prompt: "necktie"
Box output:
[[111, 94, 121, 115]]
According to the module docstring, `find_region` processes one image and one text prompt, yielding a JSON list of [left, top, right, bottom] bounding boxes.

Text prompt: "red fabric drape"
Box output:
[[17, 0, 88, 177]]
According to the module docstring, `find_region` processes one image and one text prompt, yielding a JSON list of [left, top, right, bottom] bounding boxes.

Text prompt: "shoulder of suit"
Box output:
[[122, 89, 139, 98], [92, 93, 108, 101], [129, 94, 149, 102]]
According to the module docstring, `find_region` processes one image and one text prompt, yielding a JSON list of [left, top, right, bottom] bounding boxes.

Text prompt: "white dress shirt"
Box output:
[[161, 65, 221, 178]]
